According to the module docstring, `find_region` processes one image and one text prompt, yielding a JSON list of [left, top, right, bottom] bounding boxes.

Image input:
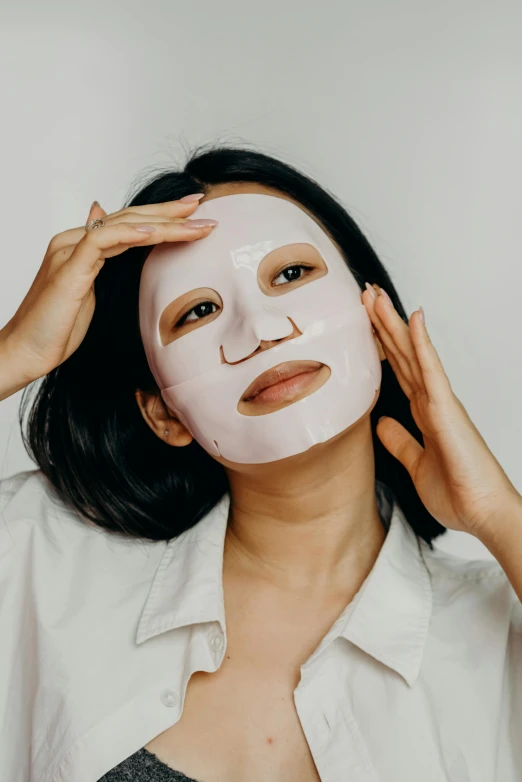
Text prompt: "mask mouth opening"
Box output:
[[237, 361, 331, 417]]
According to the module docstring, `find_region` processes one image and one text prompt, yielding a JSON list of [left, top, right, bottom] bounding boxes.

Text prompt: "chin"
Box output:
[[215, 404, 377, 476]]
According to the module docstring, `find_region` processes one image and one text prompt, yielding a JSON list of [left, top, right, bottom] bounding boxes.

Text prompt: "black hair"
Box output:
[[21, 144, 446, 545]]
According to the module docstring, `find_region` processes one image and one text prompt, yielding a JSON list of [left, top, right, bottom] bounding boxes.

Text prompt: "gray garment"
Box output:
[[98, 747, 201, 781]]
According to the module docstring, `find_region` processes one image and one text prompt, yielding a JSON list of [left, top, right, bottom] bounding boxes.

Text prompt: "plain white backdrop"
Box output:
[[0, 0, 520, 559]]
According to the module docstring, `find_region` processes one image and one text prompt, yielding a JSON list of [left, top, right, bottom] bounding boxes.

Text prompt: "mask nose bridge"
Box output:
[[220, 287, 294, 364]]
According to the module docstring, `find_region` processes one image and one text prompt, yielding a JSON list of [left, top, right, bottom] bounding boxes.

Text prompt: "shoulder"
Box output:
[[0, 468, 165, 577], [0, 468, 46, 515], [420, 539, 512, 600], [420, 539, 506, 584], [419, 538, 522, 637], [0, 469, 99, 551]]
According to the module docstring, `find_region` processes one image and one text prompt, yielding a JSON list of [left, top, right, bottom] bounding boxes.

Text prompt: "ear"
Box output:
[[135, 389, 193, 447]]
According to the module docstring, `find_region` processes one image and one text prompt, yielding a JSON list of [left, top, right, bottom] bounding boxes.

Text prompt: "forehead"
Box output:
[[143, 193, 331, 280]]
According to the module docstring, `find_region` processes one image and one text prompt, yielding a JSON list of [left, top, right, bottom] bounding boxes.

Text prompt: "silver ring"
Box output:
[[85, 218, 105, 231]]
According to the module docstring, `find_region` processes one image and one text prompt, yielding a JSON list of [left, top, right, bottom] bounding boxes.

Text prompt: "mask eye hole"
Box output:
[[159, 287, 223, 346], [175, 301, 219, 326], [257, 243, 328, 296], [271, 263, 315, 287]]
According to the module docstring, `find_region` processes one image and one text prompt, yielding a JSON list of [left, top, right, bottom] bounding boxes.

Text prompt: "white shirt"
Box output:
[[1, 469, 521, 782]]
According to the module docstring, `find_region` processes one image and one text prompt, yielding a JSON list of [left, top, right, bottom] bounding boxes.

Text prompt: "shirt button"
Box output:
[[210, 631, 224, 652], [160, 689, 178, 707]]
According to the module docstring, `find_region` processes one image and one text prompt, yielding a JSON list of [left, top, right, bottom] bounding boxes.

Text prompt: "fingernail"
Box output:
[[184, 218, 219, 228], [134, 224, 157, 233], [365, 282, 378, 300], [379, 288, 393, 306], [179, 193, 205, 203], [91, 200, 99, 210], [419, 306, 425, 324]]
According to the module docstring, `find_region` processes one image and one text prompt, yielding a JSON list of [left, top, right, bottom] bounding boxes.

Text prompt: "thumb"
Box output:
[[376, 416, 424, 479], [86, 200, 108, 224]]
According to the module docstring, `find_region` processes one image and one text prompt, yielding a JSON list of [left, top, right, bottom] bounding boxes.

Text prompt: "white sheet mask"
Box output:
[[139, 193, 381, 463]]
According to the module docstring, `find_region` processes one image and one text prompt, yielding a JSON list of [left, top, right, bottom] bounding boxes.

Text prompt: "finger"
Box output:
[[363, 289, 417, 396], [373, 290, 425, 390], [410, 310, 452, 402], [86, 201, 107, 225], [48, 215, 217, 271], [48, 197, 205, 254], [64, 220, 216, 279], [52, 214, 191, 252], [381, 338, 415, 398], [110, 198, 205, 221], [49, 236, 150, 270], [376, 416, 424, 480], [102, 212, 195, 226]]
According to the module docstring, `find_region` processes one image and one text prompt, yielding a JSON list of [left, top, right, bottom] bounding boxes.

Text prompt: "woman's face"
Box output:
[[138, 182, 383, 465]]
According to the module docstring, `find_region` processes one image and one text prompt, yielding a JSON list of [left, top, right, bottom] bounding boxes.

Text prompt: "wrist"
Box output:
[[0, 325, 38, 401], [473, 491, 522, 554]]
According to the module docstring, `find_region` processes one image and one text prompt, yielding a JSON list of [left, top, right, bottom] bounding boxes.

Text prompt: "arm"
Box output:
[[363, 284, 522, 601], [474, 495, 522, 604], [0, 332, 32, 401]]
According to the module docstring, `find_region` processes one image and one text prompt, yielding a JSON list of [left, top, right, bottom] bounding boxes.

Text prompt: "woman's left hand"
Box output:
[[362, 283, 521, 539]]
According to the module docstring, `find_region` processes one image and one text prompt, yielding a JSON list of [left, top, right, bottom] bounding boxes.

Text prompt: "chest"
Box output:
[[142, 629, 509, 782], [144, 662, 321, 782], [19, 577, 515, 782], [144, 601, 339, 782]]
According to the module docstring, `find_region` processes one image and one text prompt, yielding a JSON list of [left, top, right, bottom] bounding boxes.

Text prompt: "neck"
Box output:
[[224, 417, 387, 595]]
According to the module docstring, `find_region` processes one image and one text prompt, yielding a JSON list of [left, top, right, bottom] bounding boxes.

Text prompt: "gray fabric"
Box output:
[[375, 479, 394, 531], [98, 747, 201, 781]]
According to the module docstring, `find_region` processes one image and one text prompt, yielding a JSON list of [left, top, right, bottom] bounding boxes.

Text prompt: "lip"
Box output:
[[240, 361, 324, 402]]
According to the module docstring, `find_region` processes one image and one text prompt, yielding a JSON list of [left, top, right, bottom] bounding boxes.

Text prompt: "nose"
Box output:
[[221, 308, 302, 364], [257, 318, 302, 352]]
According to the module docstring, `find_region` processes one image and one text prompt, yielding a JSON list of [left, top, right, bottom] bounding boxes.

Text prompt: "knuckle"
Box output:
[[81, 221, 130, 248], [83, 225, 106, 244], [47, 235, 59, 253], [47, 233, 67, 254]]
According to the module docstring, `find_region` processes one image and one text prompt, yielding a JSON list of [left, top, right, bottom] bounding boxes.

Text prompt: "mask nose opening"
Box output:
[[220, 317, 303, 367]]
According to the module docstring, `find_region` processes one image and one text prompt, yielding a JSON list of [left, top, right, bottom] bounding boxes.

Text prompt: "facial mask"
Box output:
[[139, 193, 381, 463]]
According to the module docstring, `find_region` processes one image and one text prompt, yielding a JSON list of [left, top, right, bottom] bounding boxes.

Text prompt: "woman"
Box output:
[[1, 147, 521, 782]]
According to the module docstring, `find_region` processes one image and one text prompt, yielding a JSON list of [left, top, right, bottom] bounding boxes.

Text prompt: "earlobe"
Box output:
[[135, 389, 194, 447]]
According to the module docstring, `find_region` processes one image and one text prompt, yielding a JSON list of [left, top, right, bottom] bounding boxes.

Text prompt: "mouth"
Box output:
[[239, 360, 330, 414]]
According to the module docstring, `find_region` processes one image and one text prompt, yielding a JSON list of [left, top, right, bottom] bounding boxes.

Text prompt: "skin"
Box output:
[[137, 182, 522, 780], [1, 183, 521, 782]]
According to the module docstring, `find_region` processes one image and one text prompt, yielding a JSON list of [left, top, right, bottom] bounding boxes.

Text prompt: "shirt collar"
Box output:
[[136, 493, 230, 645], [136, 492, 432, 688], [336, 501, 432, 687]]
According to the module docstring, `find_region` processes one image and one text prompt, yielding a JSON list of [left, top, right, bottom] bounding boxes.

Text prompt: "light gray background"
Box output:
[[1, 0, 521, 559]]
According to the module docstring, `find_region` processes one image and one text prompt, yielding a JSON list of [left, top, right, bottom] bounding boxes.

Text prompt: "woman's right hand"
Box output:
[[0, 195, 217, 402]]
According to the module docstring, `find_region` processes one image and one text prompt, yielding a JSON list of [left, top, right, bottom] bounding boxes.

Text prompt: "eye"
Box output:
[[272, 264, 314, 287], [176, 301, 219, 326]]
